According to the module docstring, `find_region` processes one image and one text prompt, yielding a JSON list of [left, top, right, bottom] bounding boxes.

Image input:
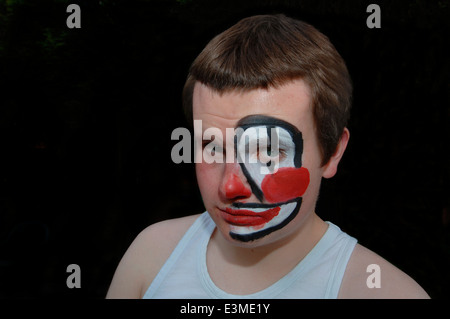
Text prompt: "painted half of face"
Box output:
[[225, 115, 310, 242]]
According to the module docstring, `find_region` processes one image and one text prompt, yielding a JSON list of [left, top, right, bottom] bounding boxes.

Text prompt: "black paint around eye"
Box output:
[[236, 115, 303, 168]]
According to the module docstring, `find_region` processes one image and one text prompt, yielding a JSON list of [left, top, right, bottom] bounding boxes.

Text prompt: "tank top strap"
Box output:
[[323, 222, 358, 298]]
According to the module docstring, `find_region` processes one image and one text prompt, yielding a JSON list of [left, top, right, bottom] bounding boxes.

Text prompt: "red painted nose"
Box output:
[[224, 173, 252, 199]]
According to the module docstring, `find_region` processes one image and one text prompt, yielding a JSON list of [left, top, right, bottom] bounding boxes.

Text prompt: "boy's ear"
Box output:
[[322, 128, 350, 179]]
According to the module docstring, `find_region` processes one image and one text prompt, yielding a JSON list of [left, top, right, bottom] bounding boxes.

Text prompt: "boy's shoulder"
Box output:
[[106, 214, 200, 298], [138, 213, 201, 249], [136, 214, 201, 295], [338, 243, 430, 299]]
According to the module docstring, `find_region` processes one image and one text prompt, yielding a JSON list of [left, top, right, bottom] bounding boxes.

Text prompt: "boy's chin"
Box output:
[[219, 225, 289, 249], [223, 229, 273, 248]]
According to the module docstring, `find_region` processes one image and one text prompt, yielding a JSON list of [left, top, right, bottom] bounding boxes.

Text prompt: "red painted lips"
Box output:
[[223, 207, 281, 226]]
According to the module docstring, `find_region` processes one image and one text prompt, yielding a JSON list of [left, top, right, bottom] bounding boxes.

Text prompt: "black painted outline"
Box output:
[[236, 115, 304, 168], [227, 115, 306, 242]]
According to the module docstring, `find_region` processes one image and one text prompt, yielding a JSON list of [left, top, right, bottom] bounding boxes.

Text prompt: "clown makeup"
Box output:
[[224, 115, 310, 242]]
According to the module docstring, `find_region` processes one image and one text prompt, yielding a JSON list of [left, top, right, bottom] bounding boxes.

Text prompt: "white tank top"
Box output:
[[143, 212, 357, 299]]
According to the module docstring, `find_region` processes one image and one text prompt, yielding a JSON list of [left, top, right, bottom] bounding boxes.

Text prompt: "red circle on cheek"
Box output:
[[261, 167, 310, 203]]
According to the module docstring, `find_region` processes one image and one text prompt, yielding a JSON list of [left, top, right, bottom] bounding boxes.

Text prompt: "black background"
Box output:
[[0, 0, 449, 299]]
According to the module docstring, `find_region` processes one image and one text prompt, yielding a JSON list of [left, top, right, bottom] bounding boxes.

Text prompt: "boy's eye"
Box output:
[[202, 140, 210, 149], [256, 146, 287, 161], [202, 141, 224, 152], [211, 145, 224, 156], [201, 139, 226, 164], [278, 148, 287, 160]]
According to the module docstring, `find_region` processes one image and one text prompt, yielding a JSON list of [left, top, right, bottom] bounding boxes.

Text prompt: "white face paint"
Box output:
[[224, 115, 310, 242]]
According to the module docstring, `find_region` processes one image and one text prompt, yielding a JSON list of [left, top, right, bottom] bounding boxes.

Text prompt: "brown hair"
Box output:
[[182, 14, 352, 166]]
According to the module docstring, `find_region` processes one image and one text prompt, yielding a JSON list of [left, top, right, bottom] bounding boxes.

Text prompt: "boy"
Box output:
[[107, 14, 429, 298]]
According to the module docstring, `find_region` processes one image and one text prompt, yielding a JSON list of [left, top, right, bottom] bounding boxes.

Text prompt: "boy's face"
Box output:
[[193, 79, 331, 247]]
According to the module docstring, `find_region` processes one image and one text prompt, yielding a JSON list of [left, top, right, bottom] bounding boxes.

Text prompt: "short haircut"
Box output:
[[182, 14, 352, 166]]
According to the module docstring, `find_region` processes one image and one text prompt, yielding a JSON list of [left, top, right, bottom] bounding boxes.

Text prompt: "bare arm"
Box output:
[[338, 244, 430, 299]]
